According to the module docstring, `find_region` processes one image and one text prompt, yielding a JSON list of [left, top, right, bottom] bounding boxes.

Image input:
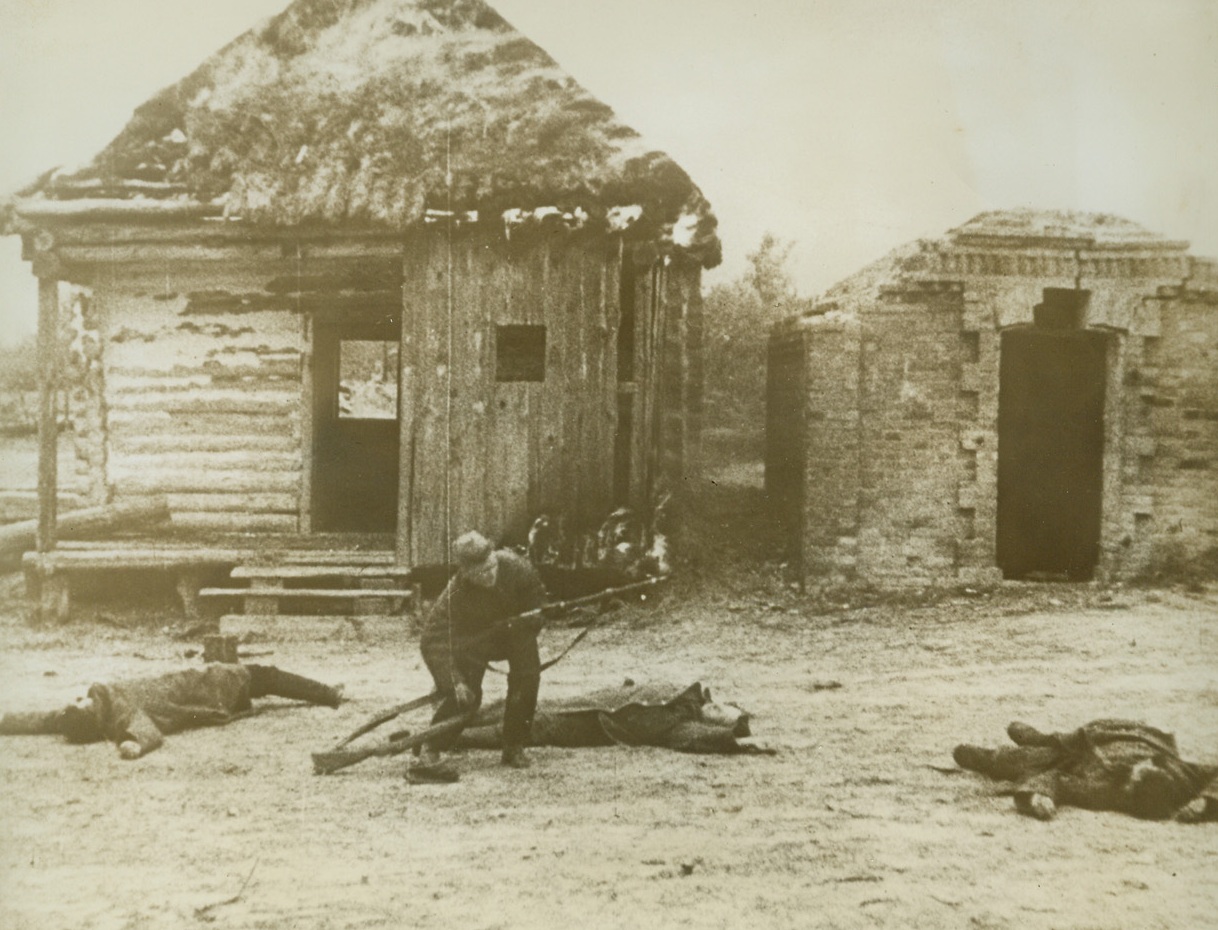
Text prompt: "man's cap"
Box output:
[[453, 531, 494, 570]]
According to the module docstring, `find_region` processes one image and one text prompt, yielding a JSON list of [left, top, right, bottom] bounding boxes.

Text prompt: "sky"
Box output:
[[1, 0, 1215, 345]]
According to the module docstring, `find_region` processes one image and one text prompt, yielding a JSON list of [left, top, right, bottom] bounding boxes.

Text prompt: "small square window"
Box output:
[[496, 325, 546, 382]]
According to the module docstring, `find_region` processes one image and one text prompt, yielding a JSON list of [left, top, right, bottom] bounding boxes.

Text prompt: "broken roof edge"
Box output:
[[3, 193, 721, 269], [949, 208, 1189, 250], [780, 209, 1203, 329]]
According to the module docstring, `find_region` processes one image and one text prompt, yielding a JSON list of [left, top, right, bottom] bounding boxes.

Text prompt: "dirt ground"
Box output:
[[1, 491, 1216, 930]]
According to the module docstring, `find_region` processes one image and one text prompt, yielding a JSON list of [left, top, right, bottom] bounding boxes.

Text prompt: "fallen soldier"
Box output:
[[450, 681, 774, 755], [953, 719, 1218, 822], [0, 664, 343, 759]]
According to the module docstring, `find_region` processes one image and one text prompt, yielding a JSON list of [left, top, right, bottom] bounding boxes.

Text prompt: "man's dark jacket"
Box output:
[[955, 718, 1218, 821]]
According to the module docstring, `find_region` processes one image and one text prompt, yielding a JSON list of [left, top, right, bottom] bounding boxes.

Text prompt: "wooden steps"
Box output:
[[230, 564, 410, 580], [20, 537, 402, 624], [201, 586, 412, 600], [219, 613, 411, 642], [200, 560, 423, 627]]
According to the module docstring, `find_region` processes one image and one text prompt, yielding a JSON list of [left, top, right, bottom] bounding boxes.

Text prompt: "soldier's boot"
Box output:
[[501, 746, 532, 769], [247, 666, 343, 708], [406, 744, 459, 784], [500, 683, 536, 770], [954, 744, 1020, 781], [1007, 721, 1054, 747], [955, 743, 1056, 781], [953, 744, 997, 774]]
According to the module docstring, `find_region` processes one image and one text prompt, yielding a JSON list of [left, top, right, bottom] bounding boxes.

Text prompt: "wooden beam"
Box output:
[[3, 497, 170, 563], [181, 289, 402, 316], [56, 243, 301, 265], [298, 316, 314, 535], [16, 198, 224, 222], [37, 222, 407, 255], [36, 277, 58, 553]]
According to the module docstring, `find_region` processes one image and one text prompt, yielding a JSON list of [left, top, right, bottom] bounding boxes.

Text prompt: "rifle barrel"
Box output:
[[313, 712, 473, 775]]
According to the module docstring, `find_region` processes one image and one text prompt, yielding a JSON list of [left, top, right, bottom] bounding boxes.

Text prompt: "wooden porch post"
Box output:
[[36, 276, 59, 553], [396, 250, 416, 567], [33, 273, 70, 622]]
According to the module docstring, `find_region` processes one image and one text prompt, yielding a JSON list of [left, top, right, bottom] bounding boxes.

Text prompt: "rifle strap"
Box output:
[[486, 625, 594, 677], [332, 691, 441, 749], [539, 626, 592, 671]]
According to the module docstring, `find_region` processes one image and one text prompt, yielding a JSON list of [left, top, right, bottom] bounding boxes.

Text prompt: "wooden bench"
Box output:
[[219, 613, 411, 642], [201, 560, 422, 619], [229, 565, 412, 580], [23, 544, 249, 622], [199, 585, 416, 616], [21, 542, 406, 623]]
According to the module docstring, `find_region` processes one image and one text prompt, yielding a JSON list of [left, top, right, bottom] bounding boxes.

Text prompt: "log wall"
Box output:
[[77, 245, 401, 536], [98, 269, 305, 534]]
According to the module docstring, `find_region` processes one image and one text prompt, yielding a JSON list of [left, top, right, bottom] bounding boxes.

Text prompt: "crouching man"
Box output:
[[0, 664, 343, 759], [954, 718, 1218, 822], [410, 530, 547, 784]]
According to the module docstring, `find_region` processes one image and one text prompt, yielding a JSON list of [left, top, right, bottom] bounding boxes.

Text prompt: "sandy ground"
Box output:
[[1, 564, 1215, 930]]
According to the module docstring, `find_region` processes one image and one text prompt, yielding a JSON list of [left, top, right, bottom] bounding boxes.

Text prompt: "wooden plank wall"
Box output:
[[659, 261, 704, 488], [403, 230, 622, 565], [626, 257, 704, 507]]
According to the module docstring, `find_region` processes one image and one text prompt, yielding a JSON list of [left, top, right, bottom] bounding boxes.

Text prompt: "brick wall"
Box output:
[[775, 219, 1218, 589], [1126, 279, 1218, 575], [792, 314, 863, 582]]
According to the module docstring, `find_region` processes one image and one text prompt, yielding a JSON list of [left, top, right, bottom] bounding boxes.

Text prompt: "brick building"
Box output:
[[767, 210, 1218, 588]]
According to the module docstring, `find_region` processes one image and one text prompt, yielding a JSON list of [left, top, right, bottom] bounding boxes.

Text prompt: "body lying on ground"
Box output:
[[448, 681, 773, 755], [954, 718, 1218, 822], [0, 664, 342, 759]]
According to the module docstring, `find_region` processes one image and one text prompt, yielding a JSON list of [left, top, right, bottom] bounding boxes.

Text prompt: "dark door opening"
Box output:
[[997, 329, 1107, 580], [312, 319, 400, 533]]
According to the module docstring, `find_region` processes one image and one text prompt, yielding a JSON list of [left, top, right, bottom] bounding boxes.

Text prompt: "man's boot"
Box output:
[[247, 666, 343, 708], [406, 744, 459, 784], [501, 746, 532, 769], [954, 743, 1056, 781], [1007, 721, 1054, 747]]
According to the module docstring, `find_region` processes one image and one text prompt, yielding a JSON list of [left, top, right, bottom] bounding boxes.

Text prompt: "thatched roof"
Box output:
[[10, 0, 719, 265]]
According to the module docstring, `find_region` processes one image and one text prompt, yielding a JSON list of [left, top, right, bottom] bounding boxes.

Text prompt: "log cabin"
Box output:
[[768, 210, 1218, 589], [2, 0, 720, 621]]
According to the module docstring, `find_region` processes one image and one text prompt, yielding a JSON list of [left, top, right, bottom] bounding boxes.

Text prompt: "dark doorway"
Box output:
[[312, 318, 400, 533], [997, 327, 1107, 580]]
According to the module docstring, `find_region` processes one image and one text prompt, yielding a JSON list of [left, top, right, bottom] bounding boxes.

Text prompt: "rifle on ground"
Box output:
[[312, 711, 475, 775], [311, 574, 669, 775], [330, 692, 440, 750]]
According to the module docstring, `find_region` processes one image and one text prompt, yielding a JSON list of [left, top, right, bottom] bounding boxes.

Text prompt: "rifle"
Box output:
[[311, 574, 669, 775], [487, 573, 669, 638], [312, 711, 475, 775], [330, 692, 440, 750]]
